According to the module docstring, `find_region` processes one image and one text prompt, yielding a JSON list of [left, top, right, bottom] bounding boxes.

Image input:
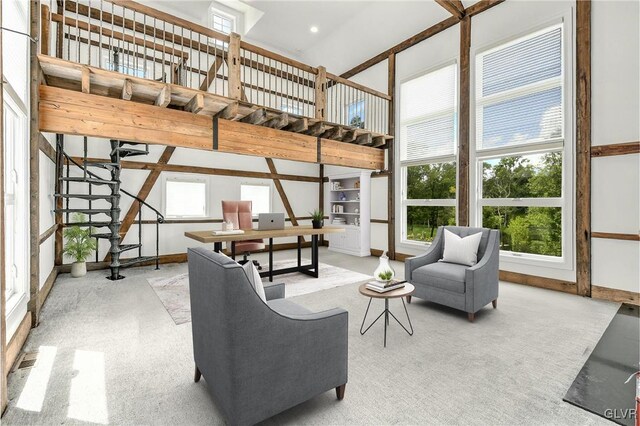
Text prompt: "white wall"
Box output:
[[591, 0, 640, 293], [39, 144, 56, 289]]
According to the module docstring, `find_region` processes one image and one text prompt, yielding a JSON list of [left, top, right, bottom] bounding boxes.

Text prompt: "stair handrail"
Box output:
[[62, 151, 165, 223]]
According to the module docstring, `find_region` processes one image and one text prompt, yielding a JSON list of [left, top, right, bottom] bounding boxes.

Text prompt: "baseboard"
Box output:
[[38, 267, 59, 311], [592, 285, 640, 306], [5, 313, 31, 373], [499, 270, 577, 294]]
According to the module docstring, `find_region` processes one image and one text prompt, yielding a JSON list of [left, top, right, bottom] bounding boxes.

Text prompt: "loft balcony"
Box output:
[[37, 0, 392, 170]]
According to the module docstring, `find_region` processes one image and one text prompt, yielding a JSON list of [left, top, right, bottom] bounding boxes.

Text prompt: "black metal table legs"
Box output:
[[360, 297, 414, 347]]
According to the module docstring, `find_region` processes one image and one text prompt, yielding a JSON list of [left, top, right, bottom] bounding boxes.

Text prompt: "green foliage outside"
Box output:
[[63, 213, 97, 262], [405, 153, 563, 256]]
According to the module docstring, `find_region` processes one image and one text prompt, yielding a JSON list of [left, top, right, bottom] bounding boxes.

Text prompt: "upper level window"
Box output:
[[347, 100, 365, 129], [209, 8, 235, 34], [240, 184, 271, 216], [400, 63, 458, 243], [475, 23, 568, 260], [163, 176, 209, 218]]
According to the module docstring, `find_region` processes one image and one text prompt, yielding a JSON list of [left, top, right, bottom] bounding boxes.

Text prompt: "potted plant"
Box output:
[[63, 213, 97, 278], [310, 209, 324, 229]]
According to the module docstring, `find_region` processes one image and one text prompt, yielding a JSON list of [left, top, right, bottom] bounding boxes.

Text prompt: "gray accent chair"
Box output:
[[187, 247, 348, 426], [404, 226, 500, 322]]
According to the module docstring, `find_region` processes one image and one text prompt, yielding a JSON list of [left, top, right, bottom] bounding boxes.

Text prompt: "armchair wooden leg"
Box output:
[[406, 295, 412, 304], [194, 366, 201, 383], [492, 299, 497, 309], [467, 312, 475, 322], [336, 384, 346, 400]]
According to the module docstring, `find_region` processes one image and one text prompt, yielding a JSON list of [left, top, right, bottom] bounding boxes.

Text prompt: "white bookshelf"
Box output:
[[327, 171, 371, 257]]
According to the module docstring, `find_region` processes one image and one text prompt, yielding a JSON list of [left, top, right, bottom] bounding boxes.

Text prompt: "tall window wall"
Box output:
[[474, 23, 569, 262], [400, 63, 458, 243]]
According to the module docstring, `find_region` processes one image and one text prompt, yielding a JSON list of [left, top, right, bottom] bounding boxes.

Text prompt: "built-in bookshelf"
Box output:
[[327, 171, 371, 257]]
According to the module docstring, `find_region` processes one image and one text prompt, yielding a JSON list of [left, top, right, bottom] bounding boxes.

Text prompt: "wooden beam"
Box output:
[[340, 0, 504, 79], [387, 52, 396, 259], [106, 146, 176, 261], [458, 16, 471, 226], [155, 85, 171, 107], [5, 313, 31, 374], [199, 57, 224, 92], [591, 141, 640, 157], [315, 66, 327, 119], [341, 129, 357, 143], [29, 0, 41, 326], [266, 158, 305, 243], [38, 267, 58, 311], [436, 0, 464, 19], [54, 134, 64, 266], [81, 67, 90, 94], [263, 113, 289, 130], [592, 285, 639, 306], [320, 125, 343, 140], [319, 164, 325, 245], [39, 224, 58, 245], [70, 157, 321, 183], [121, 78, 133, 100], [240, 108, 267, 125], [305, 121, 326, 137], [40, 4, 50, 55], [228, 33, 242, 100], [215, 102, 239, 120], [284, 117, 308, 133], [372, 136, 386, 148], [320, 139, 385, 170], [355, 133, 372, 146], [39, 133, 56, 163], [576, 0, 591, 297], [185, 93, 205, 114], [591, 232, 640, 241]]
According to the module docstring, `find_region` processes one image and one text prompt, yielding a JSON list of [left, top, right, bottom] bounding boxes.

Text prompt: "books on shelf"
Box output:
[[365, 280, 405, 293]]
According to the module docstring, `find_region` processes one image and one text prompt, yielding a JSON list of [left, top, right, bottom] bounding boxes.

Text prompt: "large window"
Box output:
[[163, 176, 209, 218], [240, 184, 271, 216], [475, 23, 568, 260], [400, 63, 458, 243]]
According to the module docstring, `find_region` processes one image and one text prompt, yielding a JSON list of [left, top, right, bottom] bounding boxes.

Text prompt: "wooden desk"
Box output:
[[185, 226, 344, 281]]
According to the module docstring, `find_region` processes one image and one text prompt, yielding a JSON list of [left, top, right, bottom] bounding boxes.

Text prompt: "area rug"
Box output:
[[146, 260, 370, 325]]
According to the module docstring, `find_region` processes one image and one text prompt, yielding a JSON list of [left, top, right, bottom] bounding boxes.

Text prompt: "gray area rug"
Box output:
[[147, 260, 370, 325]]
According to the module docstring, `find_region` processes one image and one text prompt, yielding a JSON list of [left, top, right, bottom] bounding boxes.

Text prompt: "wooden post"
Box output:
[[457, 16, 471, 226], [29, 0, 41, 326], [55, 0, 63, 58], [228, 32, 242, 100], [40, 4, 50, 55], [319, 164, 325, 245], [387, 53, 396, 260], [576, 0, 591, 297], [266, 158, 306, 243], [315, 66, 327, 120]]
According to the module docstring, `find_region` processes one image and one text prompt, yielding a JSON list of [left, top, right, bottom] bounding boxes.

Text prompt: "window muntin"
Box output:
[[210, 10, 234, 35], [475, 23, 567, 260], [164, 178, 208, 218], [347, 99, 365, 129], [240, 184, 271, 216], [400, 63, 458, 245]]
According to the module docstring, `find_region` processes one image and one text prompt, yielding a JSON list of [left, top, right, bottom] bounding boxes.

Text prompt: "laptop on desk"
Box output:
[[257, 213, 285, 231]]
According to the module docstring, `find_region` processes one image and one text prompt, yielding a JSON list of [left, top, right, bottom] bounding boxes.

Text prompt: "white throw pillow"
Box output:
[[441, 229, 483, 266], [241, 262, 267, 302]]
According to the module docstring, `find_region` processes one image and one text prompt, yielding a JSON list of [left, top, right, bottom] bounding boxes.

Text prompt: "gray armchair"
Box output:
[[187, 247, 348, 425], [404, 226, 500, 322]]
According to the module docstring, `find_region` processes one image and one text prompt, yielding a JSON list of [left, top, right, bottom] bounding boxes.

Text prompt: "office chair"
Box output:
[[221, 200, 265, 270]]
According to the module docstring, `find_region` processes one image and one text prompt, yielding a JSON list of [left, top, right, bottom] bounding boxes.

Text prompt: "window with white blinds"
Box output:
[[476, 24, 563, 150], [400, 63, 457, 161]]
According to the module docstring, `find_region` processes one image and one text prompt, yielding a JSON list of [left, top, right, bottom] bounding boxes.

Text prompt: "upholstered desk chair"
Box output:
[[221, 200, 265, 269], [188, 248, 348, 425], [404, 226, 500, 322]]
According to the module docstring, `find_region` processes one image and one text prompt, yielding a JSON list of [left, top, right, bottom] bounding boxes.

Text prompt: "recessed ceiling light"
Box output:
[[310, 26, 319, 33]]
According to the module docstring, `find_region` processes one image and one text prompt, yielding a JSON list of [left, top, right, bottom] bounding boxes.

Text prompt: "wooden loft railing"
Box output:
[[40, 0, 392, 149]]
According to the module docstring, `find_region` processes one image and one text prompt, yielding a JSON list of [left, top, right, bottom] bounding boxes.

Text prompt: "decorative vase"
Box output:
[[373, 251, 395, 282], [71, 261, 87, 278], [312, 219, 323, 229]]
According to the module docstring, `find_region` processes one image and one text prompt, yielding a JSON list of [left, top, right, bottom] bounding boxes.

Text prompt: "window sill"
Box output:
[[499, 251, 572, 270]]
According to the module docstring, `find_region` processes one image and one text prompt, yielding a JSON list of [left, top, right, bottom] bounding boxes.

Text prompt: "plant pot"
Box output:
[[312, 219, 323, 229], [71, 261, 87, 278]]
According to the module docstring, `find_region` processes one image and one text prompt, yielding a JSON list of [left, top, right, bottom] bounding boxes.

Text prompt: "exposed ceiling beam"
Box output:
[[340, 0, 505, 79], [435, 0, 464, 19]]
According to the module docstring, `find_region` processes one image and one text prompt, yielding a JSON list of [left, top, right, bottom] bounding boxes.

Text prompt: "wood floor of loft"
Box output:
[[38, 55, 393, 148]]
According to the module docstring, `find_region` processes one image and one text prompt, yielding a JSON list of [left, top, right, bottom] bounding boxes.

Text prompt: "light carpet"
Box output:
[[3, 259, 617, 425], [147, 260, 370, 324]]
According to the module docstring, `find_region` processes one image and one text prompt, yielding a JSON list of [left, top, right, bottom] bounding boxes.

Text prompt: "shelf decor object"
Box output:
[[373, 250, 396, 282], [327, 171, 372, 257]]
